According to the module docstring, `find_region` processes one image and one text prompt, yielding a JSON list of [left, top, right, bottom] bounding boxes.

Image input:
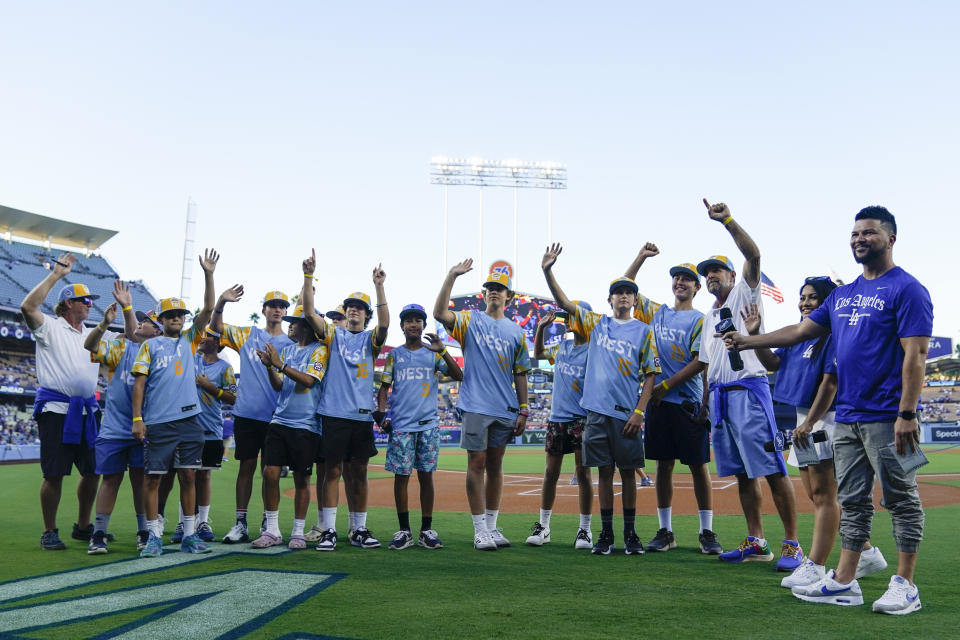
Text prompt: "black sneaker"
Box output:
[[646, 528, 677, 552], [71, 523, 114, 542], [87, 530, 108, 555], [350, 527, 381, 549], [40, 528, 66, 550], [698, 529, 723, 555], [592, 530, 615, 555], [624, 531, 645, 555]]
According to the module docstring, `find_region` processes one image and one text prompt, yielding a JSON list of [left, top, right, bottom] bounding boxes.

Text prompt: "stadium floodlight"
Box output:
[[430, 157, 567, 289]]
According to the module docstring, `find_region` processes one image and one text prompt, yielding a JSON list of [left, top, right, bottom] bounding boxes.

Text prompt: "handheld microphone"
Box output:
[[764, 429, 827, 452], [715, 307, 744, 371]]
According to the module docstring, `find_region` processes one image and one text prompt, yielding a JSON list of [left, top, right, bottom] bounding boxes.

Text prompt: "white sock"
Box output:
[[754, 537, 767, 547], [698, 510, 713, 533], [657, 507, 672, 531], [472, 514, 486, 535], [292, 518, 305, 537], [579, 514, 591, 530], [264, 510, 280, 536], [146, 520, 159, 537], [485, 509, 499, 531], [198, 505, 210, 524], [539, 509, 552, 528], [322, 507, 337, 531], [182, 515, 195, 537], [356, 512, 367, 530], [348, 511, 357, 531]]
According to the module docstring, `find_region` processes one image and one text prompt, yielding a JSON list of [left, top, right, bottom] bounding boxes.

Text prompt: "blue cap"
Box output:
[[58, 283, 99, 302], [669, 263, 700, 281], [696, 255, 735, 277], [608, 277, 639, 296], [399, 303, 427, 322]]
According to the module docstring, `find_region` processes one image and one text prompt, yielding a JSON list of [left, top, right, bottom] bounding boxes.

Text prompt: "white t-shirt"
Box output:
[[32, 315, 103, 414], [699, 278, 769, 385]]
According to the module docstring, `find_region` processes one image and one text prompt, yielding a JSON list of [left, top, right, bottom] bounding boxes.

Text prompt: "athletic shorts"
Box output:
[[545, 418, 586, 456], [200, 439, 226, 470], [144, 417, 204, 475], [644, 401, 710, 466], [582, 411, 645, 470], [385, 428, 440, 475], [459, 411, 515, 452], [233, 416, 270, 461], [787, 409, 837, 468], [262, 423, 320, 474], [94, 436, 144, 475], [38, 411, 98, 479], [712, 387, 788, 479], [319, 416, 376, 465]]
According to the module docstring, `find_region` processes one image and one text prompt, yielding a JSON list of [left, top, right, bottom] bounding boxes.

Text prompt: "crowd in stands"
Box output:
[[0, 403, 38, 445], [919, 385, 960, 423], [0, 351, 36, 389]]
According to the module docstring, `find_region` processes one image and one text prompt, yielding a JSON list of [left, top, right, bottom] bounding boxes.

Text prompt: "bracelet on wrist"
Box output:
[[633, 408, 645, 416], [304, 273, 313, 278], [375, 303, 388, 308], [132, 416, 143, 423], [216, 389, 223, 399], [722, 216, 734, 227], [121, 305, 132, 312], [519, 403, 529, 408], [660, 381, 670, 391]]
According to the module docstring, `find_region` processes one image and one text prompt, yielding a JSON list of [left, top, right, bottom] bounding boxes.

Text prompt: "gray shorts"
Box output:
[[459, 411, 516, 451], [582, 411, 645, 469], [144, 417, 204, 475]]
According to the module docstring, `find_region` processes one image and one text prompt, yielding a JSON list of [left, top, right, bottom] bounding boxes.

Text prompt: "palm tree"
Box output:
[[249, 312, 260, 325]]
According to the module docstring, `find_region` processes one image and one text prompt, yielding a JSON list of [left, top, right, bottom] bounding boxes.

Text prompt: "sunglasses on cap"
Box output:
[[70, 297, 93, 306]]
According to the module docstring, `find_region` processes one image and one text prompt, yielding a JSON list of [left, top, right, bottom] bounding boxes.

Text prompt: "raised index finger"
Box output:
[[702, 198, 711, 210]]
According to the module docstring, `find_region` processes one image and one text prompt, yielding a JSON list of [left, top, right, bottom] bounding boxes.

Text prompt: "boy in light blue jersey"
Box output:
[[212, 285, 294, 544], [377, 303, 463, 551], [623, 242, 721, 555], [249, 305, 326, 551], [132, 296, 211, 558], [301, 250, 389, 551], [434, 260, 531, 551], [527, 304, 594, 550], [83, 281, 160, 554], [542, 244, 660, 556]]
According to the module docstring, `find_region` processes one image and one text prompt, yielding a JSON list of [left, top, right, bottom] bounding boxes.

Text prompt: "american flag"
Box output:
[[760, 272, 784, 304]]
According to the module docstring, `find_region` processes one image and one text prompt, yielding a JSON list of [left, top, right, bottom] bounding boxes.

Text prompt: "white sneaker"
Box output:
[[525, 522, 551, 546], [474, 528, 497, 551], [489, 528, 511, 548], [791, 570, 863, 606], [781, 559, 826, 589], [222, 521, 249, 544], [872, 575, 921, 615], [855, 546, 888, 579], [574, 528, 593, 550], [303, 525, 325, 543]]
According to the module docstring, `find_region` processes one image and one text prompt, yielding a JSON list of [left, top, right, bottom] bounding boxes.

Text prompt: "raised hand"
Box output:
[[703, 198, 731, 222], [303, 249, 316, 275], [102, 302, 118, 326], [372, 263, 386, 286], [449, 259, 473, 277], [219, 284, 244, 304], [740, 302, 761, 336], [542, 243, 562, 271], [199, 248, 219, 273], [112, 280, 132, 308], [537, 309, 557, 329], [52, 253, 75, 277], [638, 242, 660, 260], [423, 332, 445, 352]]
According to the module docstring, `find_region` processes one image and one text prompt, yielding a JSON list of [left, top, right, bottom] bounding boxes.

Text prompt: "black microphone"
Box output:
[[715, 307, 744, 371], [764, 430, 827, 452]]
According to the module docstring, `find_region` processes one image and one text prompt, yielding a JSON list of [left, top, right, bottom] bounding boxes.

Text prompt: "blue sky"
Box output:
[[1, 1, 957, 348]]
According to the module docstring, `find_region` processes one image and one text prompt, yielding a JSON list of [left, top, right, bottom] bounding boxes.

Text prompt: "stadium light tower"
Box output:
[[179, 198, 198, 307], [430, 157, 567, 289]]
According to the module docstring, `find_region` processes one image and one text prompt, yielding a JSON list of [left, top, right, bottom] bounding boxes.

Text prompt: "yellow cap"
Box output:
[[262, 291, 290, 306], [157, 297, 189, 317], [343, 292, 372, 312]]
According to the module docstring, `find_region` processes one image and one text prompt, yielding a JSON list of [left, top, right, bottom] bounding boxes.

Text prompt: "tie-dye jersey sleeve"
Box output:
[[131, 341, 152, 376], [370, 329, 386, 358], [306, 343, 328, 382], [640, 329, 661, 376], [221, 324, 252, 352], [380, 350, 396, 385], [450, 310, 472, 345], [544, 344, 559, 366], [91, 336, 126, 370], [569, 307, 602, 341], [633, 293, 662, 324], [222, 364, 238, 393], [689, 316, 704, 354], [184, 324, 205, 355], [434, 353, 449, 374], [513, 338, 531, 374]]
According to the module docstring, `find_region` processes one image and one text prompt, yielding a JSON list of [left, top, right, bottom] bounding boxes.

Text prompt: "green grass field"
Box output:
[[1, 446, 958, 639]]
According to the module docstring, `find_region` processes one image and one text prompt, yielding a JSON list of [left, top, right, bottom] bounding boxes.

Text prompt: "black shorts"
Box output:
[[320, 415, 377, 465], [233, 416, 270, 461], [38, 410, 99, 479], [644, 400, 710, 466], [263, 423, 320, 474], [200, 440, 225, 470]]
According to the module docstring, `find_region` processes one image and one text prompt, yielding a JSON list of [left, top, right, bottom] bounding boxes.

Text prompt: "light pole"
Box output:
[[430, 157, 567, 289]]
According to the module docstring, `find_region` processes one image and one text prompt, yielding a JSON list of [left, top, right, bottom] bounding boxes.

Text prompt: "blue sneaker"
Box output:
[[40, 528, 66, 551], [140, 532, 163, 558], [418, 529, 443, 550], [171, 522, 184, 544], [719, 536, 774, 563], [197, 521, 215, 543], [776, 539, 804, 572], [87, 530, 108, 555], [181, 533, 212, 554]]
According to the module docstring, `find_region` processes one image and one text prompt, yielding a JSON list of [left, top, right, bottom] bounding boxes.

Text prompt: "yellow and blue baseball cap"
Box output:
[[262, 291, 290, 307], [157, 297, 189, 318], [608, 277, 639, 296], [696, 255, 735, 277], [399, 303, 427, 322], [135, 308, 161, 329], [282, 304, 316, 324], [483, 271, 512, 290], [325, 304, 345, 321], [57, 283, 99, 302], [343, 292, 372, 313], [669, 263, 700, 280]]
